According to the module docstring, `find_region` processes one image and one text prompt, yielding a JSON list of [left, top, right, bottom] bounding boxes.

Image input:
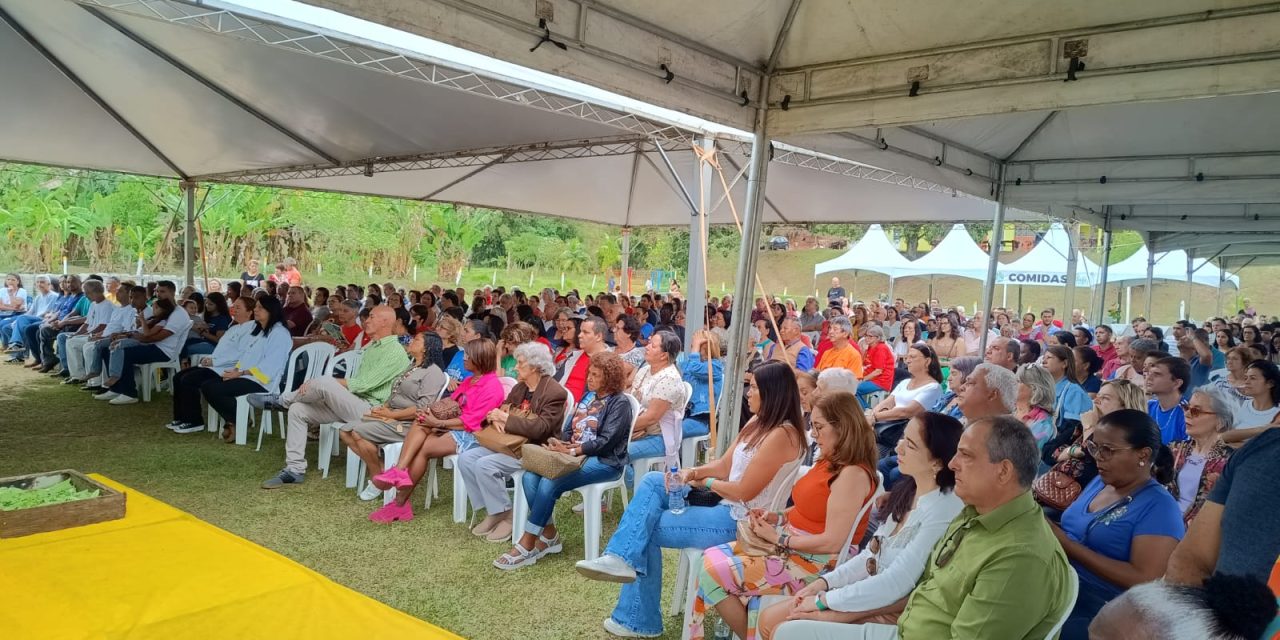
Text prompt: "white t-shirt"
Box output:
[[152, 309, 193, 360], [105, 305, 139, 335], [1234, 398, 1280, 429], [891, 378, 942, 412], [84, 299, 116, 332]]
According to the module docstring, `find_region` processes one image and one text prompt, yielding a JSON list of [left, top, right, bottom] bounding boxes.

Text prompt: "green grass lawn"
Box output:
[[0, 364, 691, 640]]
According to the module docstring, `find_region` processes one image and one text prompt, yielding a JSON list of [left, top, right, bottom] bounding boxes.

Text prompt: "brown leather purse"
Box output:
[[475, 426, 527, 459], [1033, 469, 1082, 511]]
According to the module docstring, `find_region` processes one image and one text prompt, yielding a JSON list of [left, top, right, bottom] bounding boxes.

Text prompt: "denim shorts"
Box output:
[[452, 430, 478, 453]]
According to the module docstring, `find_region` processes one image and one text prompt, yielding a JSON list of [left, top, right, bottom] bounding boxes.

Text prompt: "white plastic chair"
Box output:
[[205, 342, 336, 447], [1044, 570, 1079, 640], [572, 393, 641, 561], [137, 325, 190, 402], [258, 343, 335, 449], [424, 454, 466, 522], [670, 460, 807, 639], [347, 374, 450, 491], [620, 383, 693, 504], [378, 442, 438, 508], [316, 351, 364, 478], [681, 385, 729, 468], [510, 387, 574, 544]]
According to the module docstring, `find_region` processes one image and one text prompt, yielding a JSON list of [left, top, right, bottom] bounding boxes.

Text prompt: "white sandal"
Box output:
[[493, 542, 539, 571], [536, 533, 563, 558]]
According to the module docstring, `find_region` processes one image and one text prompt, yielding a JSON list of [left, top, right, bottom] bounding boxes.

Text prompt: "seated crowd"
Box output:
[[9, 269, 1280, 639]]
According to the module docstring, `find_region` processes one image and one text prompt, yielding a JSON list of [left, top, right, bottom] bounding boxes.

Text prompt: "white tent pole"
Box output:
[[718, 95, 771, 453], [686, 137, 713, 349], [1125, 286, 1132, 325], [1185, 249, 1195, 321], [1095, 213, 1112, 325], [888, 276, 896, 304], [978, 165, 1008, 355], [620, 226, 632, 297], [1216, 258, 1226, 317], [1144, 248, 1155, 320], [1063, 220, 1080, 325], [1002, 283, 1007, 308], [182, 180, 195, 289]]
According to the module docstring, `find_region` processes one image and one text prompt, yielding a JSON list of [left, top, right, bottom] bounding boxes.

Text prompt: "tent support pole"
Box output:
[[1144, 249, 1155, 320], [1095, 211, 1112, 324], [1185, 249, 1195, 321], [182, 181, 196, 289], [718, 92, 771, 455], [686, 137, 714, 349], [1063, 221, 1080, 325], [1216, 258, 1226, 317], [978, 164, 1008, 355], [888, 277, 895, 305], [620, 226, 632, 297]]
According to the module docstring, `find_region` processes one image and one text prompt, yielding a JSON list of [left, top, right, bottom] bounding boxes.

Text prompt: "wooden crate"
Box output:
[[0, 469, 126, 538]]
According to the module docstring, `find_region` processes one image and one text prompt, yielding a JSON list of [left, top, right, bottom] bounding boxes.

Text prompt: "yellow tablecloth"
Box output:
[[0, 475, 460, 640]]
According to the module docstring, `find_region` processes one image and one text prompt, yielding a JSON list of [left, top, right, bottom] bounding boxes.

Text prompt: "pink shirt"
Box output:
[[452, 372, 505, 432]]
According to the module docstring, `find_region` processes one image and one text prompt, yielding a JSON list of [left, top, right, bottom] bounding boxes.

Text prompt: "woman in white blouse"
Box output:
[[758, 412, 965, 638]]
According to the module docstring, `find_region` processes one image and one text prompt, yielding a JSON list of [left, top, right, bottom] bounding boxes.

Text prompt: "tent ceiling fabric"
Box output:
[[301, 0, 1280, 259], [0, 0, 1035, 229]]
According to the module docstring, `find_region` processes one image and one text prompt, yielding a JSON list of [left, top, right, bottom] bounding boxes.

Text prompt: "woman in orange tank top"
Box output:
[[688, 390, 879, 640]]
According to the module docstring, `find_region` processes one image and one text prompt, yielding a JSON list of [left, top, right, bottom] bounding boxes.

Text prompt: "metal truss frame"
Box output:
[[75, 0, 696, 145]]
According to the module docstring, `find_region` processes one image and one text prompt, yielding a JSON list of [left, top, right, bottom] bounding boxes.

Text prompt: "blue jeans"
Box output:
[[856, 380, 887, 408], [878, 455, 902, 490], [20, 321, 44, 363], [55, 331, 75, 372], [626, 435, 666, 485], [682, 415, 711, 440], [1060, 572, 1112, 640], [183, 339, 215, 358], [605, 471, 737, 636], [522, 457, 622, 535], [107, 344, 168, 398], [0, 315, 21, 347], [5, 315, 41, 353]]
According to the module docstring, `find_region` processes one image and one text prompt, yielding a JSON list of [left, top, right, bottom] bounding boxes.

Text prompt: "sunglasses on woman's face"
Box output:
[[1185, 406, 1217, 419]]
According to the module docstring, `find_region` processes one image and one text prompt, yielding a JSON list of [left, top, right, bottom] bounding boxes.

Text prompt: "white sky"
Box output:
[[216, 0, 748, 138]]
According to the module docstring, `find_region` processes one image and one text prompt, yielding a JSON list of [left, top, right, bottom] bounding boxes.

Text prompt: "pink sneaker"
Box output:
[[372, 467, 409, 491], [368, 501, 413, 524]]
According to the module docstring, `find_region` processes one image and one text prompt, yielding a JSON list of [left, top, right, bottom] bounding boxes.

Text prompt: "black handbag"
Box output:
[[686, 486, 723, 507]]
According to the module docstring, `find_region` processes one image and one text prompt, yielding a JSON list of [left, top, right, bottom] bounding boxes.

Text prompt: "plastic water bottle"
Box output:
[[667, 466, 686, 515], [712, 617, 732, 640]]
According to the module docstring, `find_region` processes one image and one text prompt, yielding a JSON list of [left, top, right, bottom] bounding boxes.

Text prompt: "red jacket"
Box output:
[[864, 342, 896, 391]]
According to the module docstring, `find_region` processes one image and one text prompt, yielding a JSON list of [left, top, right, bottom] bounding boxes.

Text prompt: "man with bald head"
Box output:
[[264, 306, 409, 489]]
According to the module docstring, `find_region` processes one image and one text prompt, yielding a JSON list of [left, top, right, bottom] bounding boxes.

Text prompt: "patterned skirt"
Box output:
[[688, 540, 836, 640]]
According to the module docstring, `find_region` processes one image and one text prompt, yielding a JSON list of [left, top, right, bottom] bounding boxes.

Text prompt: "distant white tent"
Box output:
[[1107, 246, 1240, 289], [998, 224, 1103, 287], [813, 224, 913, 278], [895, 224, 991, 281]]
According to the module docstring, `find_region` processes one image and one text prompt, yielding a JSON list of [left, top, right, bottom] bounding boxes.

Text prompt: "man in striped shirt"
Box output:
[[264, 306, 410, 489]]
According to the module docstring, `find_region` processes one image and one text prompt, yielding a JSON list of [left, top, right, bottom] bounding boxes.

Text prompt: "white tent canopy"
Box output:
[[0, 0, 1035, 229], [997, 224, 1103, 288], [892, 224, 992, 281], [319, 0, 1280, 264], [812, 224, 913, 278], [1107, 246, 1240, 289]]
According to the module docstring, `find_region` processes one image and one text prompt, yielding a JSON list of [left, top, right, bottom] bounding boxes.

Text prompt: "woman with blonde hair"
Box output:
[[687, 390, 878, 640], [681, 329, 724, 442]]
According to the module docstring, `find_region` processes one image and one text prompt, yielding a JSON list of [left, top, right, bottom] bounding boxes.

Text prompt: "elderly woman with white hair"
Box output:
[[815, 367, 859, 396], [1016, 363, 1058, 450], [463, 341, 568, 542], [1166, 388, 1235, 526]]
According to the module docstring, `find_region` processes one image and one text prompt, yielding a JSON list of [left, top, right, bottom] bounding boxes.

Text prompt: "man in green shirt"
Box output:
[[264, 306, 410, 489], [775, 415, 1073, 640]]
